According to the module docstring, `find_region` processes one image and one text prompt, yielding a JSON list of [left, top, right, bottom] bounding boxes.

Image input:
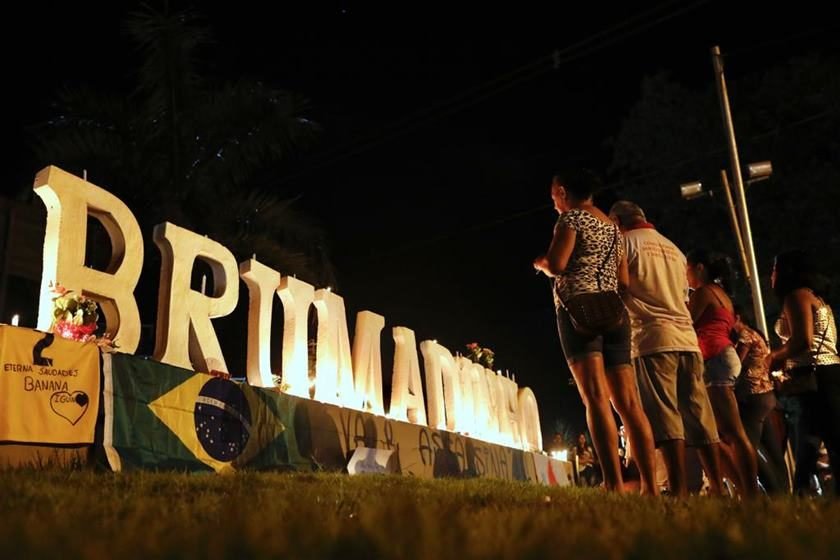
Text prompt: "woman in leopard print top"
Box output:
[[534, 170, 657, 495], [551, 207, 624, 308]]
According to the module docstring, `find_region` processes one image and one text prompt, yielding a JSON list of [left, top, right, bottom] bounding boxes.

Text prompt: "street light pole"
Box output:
[[711, 45, 768, 337]]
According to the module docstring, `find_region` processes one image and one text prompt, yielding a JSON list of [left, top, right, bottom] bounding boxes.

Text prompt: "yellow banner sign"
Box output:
[[0, 325, 99, 444]]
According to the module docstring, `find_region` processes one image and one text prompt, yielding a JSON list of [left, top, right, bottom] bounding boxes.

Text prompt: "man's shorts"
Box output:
[[634, 351, 720, 446]]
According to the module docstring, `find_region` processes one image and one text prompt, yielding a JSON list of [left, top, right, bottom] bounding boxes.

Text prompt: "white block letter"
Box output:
[[499, 375, 521, 446], [484, 369, 504, 442], [34, 166, 143, 352], [420, 340, 459, 431], [518, 387, 543, 452], [277, 276, 315, 397], [153, 222, 238, 373], [352, 311, 385, 415], [312, 289, 355, 406], [240, 258, 281, 387], [390, 326, 427, 425]]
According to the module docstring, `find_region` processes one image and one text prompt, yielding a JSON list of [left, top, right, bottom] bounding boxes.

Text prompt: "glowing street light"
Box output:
[[676, 47, 775, 336], [679, 161, 772, 202], [679, 181, 710, 201], [680, 160, 772, 336], [710, 45, 770, 336], [746, 161, 773, 184]]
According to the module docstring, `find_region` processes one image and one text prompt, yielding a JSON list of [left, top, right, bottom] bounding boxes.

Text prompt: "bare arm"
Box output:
[[534, 223, 577, 276], [546, 224, 577, 275], [688, 286, 712, 325], [768, 289, 814, 368]]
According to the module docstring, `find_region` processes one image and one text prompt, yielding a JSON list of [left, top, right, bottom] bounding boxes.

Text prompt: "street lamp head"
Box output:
[[747, 161, 772, 180], [680, 181, 711, 200]]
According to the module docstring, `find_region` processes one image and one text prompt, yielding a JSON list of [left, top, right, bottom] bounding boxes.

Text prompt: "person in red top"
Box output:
[[686, 249, 758, 497]]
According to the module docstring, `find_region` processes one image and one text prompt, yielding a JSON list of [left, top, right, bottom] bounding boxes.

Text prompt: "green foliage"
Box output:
[[51, 288, 98, 327]]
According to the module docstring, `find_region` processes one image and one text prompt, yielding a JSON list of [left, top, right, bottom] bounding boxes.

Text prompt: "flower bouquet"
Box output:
[[50, 284, 100, 342], [465, 342, 495, 370]]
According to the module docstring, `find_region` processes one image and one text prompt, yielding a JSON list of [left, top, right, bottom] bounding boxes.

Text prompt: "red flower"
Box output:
[[50, 282, 68, 296]]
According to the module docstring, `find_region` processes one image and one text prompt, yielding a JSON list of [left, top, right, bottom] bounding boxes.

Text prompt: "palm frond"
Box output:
[[124, 3, 211, 114], [31, 4, 334, 287]]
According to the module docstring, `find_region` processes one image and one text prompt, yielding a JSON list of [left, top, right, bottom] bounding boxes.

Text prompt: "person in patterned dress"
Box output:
[[733, 306, 789, 493]]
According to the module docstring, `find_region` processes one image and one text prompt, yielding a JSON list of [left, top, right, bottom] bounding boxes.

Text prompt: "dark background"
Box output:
[[3, 0, 837, 441]]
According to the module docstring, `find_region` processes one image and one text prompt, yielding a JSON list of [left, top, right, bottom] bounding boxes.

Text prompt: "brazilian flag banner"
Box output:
[[102, 353, 309, 472]]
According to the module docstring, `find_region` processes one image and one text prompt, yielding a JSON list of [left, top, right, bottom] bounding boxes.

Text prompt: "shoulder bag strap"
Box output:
[[595, 226, 618, 291]]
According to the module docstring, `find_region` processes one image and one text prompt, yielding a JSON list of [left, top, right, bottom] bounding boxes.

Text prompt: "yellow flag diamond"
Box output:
[[149, 374, 285, 472]]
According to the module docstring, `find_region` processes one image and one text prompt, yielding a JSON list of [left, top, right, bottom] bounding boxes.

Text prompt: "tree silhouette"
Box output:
[[31, 3, 334, 287], [609, 53, 840, 319]]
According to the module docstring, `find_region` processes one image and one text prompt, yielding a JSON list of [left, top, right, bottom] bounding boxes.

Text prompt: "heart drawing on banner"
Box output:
[[50, 391, 90, 425]]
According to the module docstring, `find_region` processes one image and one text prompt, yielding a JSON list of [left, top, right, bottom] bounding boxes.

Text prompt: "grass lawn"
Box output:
[[1, 470, 838, 559]]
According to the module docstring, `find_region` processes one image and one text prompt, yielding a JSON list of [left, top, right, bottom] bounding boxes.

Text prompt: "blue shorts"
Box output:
[[555, 305, 631, 369], [704, 345, 741, 386]]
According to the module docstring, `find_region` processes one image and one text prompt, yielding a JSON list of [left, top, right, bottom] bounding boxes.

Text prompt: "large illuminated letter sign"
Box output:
[[34, 166, 143, 352], [29, 169, 549, 456], [153, 222, 238, 373]]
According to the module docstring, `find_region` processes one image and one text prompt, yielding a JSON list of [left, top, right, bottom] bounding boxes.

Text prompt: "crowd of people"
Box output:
[[534, 170, 840, 497]]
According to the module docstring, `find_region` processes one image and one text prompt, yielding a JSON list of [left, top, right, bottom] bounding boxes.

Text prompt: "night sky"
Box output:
[[4, 1, 837, 438]]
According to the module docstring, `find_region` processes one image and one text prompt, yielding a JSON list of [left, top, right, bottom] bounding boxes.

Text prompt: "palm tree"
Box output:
[[30, 3, 334, 287]]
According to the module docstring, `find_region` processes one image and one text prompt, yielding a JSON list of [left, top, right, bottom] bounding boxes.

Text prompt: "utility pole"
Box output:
[[711, 45, 768, 337], [719, 169, 750, 285]]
